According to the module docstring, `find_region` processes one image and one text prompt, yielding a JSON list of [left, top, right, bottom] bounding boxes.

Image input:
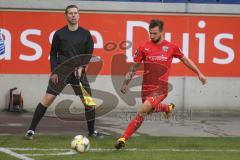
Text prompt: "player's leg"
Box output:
[[25, 93, 56, 140], [154, 102, 175, 120], [115, 100, 153, 149], [71, 75, 103, 138], [150, 94, 175, 120], [25, 77, 65, 140], [115, 93, 175, 149]]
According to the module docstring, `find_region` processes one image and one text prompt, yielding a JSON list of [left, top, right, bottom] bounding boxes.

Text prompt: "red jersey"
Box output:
[[134, 40, 184, 98], [134, 39, 184, 82]]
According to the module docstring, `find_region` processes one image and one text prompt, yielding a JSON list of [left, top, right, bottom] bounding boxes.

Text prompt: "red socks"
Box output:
[[122, 114, 144, 140], [154, 103, 169, 112], [121, 103, 169, 140]]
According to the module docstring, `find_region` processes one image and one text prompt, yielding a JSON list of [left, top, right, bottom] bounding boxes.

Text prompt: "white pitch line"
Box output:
[[7, 148, 70, 151], [23, 150, 77, 157], [90, 148, 240, 152], [0, 147, 34, 160], [5, 147, 240, 155]]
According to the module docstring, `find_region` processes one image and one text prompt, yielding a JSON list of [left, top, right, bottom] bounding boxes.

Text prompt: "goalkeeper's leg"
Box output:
[[72, 79, 104, 138], [25, 76, 65, 140]]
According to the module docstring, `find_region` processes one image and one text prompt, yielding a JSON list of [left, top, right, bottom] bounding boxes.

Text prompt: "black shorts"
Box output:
[[46, 72, 91, 97]]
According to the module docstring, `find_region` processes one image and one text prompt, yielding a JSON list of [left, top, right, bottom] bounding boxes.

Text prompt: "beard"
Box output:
[[151, 35, 162, 43]]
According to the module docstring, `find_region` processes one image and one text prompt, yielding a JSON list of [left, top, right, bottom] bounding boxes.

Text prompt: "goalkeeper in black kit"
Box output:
[[25, 5, 103, 139]]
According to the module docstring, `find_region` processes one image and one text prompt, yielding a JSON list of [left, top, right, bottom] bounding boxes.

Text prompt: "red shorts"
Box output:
[[141, 84, 168, 109]]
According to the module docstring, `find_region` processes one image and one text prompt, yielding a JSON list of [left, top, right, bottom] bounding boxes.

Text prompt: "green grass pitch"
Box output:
[[0, 135, 240, 160]]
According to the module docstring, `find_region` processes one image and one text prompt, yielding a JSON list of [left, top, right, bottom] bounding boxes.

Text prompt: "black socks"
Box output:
[[85, 107, 95, 135], [28, 103, 47, 131]]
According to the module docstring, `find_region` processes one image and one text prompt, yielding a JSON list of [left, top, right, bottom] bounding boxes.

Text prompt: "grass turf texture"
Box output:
[[0, 135, 240, 160]]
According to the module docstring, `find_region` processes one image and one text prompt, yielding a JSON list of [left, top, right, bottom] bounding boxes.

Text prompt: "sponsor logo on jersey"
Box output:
[[147, 55, 168, 62], [162, 46, 169, 52]]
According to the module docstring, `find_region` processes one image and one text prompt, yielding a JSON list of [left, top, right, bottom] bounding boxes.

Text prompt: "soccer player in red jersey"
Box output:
[[115, 19, 207, 149]]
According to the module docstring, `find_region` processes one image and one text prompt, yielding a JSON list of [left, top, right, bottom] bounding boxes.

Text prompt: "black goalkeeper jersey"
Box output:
[[50, 25, 94, 72]]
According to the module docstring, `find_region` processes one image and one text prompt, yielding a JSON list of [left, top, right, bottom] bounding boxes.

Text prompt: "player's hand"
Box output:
[[74, 67, 83, 80], [120, 84, 129, 94], [51, 74, 58, 84], [198, 73, 207, 85]]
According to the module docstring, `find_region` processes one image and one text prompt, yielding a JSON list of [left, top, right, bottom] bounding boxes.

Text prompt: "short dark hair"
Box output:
[[149, 19, 164, 32], [65, 5, 79, 14]]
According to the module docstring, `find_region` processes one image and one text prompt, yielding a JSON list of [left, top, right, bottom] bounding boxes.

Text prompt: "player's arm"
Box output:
[[180, 56, 207, 85], [121, 45, 144, 94], [85, 31, 94, 64], [75, 31, 94, 79], [50, 32, 60, 84], [121, 62, 140, 94]]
